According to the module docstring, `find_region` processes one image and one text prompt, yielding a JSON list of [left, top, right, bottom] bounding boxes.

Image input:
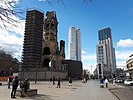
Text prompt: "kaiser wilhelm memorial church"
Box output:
[[19, 9, 82, 80]]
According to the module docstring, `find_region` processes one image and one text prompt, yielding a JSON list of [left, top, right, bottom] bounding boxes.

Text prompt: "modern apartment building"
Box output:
[[68, 27, 81, 61], [125, 54, 133, 78], [96, 27, 116, 78], [22, 9, 44, 68]]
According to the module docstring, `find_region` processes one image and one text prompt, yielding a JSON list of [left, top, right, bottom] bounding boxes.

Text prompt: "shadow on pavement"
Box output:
[[109, 88, 133, 100], [23, 94, 55, 100]]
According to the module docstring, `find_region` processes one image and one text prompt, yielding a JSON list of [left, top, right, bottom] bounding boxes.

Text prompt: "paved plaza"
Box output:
[[0, 80, 119, 100]]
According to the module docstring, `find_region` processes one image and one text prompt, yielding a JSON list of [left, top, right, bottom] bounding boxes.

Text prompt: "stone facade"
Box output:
[[42, 11, 65, 70], [20, 10, 67, 80], [18, 68, 67, 80]]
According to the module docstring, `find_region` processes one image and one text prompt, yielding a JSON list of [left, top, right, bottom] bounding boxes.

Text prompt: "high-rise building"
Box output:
[[20, 9, 83, 80], [96, 27, 116, 78], [22, 10, 44, 68], [68, 27, 81, 61]]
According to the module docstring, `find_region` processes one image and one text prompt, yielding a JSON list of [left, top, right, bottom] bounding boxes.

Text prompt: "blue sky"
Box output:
[[1, 0, 133, 72]]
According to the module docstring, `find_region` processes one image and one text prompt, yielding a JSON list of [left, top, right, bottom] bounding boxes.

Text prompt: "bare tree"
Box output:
[[0, 0, 24, 29], [0, 46, 19, 76], [41, 0, 92, 7], [0, 0, 92, 30]]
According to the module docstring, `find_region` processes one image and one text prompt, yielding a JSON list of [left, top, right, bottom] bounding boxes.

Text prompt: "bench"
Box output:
[[16, 89, 37, 97]]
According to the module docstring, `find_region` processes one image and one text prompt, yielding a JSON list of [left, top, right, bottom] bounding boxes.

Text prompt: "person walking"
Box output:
[[50, 77, 52, 82], [113, 78, 116, 86], [68, 77, 72, 86], [56, 77, 61, 88], [53, 76, 55, 85], [20, 81, 25, 97], [11, 76, 19, 98], [23, 78, 30, 92], [8, 76, 12, 89], [105, 78, 109, 88], [100, 78, 104, 88]]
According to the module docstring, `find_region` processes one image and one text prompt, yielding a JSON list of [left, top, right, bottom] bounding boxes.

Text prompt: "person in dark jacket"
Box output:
[[100, 78, 104, 88], [53, 76, 55, 85], [68, 77, 72, 86], [20, 80, 25, 97], [23, 78, 30, 92], [56, 77, 61, 88], [8, 77, 12, 89], [11, 76, 19, 98]]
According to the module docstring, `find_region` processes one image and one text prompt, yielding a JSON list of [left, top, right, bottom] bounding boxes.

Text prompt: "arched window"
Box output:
[[43, 47, 50, 55]]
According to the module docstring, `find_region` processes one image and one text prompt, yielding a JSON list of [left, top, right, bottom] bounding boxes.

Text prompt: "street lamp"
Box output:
[[35, 61, 39, 84], [10, 68, 12, 76], [110, 65, 112, 79]]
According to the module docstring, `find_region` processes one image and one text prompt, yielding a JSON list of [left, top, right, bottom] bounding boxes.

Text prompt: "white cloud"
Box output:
[[0, 0, 20, 28], [82, 51, 96, 62], [83, 63, 96, 73], [0, 0, 25, 61], [115, 50, 132, 60], [117, 39, 133, 48], [116, 60, 126, 70], [82, 49, 129, 72], [116, 39, 133, 69], [0, 24, 25, 61], [81, 50, 96, 72], [81, 50, 87, 54], [115, 50, 132, 69]]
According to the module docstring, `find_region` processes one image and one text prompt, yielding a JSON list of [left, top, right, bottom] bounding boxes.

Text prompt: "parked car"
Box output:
[[116, 78, 123, 83], [124, 79, 133, 85]]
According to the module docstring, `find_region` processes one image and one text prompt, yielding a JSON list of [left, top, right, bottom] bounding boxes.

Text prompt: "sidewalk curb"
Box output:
[[108, 88, 120, 100]]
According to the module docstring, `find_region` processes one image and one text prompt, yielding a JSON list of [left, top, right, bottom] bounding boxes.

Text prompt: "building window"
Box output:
[[45, 33, 49, 35], [45, 37, 48, 40]]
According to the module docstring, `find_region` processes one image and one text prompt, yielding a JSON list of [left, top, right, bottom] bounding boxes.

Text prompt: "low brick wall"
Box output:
[[0, 76, 14, 81]]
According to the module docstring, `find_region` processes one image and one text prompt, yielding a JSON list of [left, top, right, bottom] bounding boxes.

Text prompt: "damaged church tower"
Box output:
[[42, 11, 65, 70], [20, 9, 67, 80]]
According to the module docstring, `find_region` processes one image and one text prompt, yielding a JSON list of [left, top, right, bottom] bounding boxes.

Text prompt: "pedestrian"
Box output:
[[83, 77, 86, 83], [50, 77, 52, 82], [113, 79, 116, 86], [23, 78, 30, 92], [100, 78, 104, 88], [8, 76, 12, 89], [105, 78, 109, 88], [20, 81, 25, 97], [11, 76, 19, 98], [85, 77, 88, 83], [53, 76, 55, 85], [56, 77, 61, 88], [68, 77, 72, 86]]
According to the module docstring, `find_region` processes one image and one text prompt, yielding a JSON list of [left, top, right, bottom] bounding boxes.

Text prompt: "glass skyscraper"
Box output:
[[68, 27, 81, 61], [96, 27, 116, 78]]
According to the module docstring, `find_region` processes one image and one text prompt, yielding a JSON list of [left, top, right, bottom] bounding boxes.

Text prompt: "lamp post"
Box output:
[[110, 65, 112, 79], [10, 68, 12, 76], [91, 65, 92, 74], [35, 61, 39, 84], [35, 62, 37, 84]]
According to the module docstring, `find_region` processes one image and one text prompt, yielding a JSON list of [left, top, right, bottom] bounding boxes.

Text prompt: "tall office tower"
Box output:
[[22, 10, 44, 68], [96, 27, 116, 78], [68, 27, 81, 61]]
